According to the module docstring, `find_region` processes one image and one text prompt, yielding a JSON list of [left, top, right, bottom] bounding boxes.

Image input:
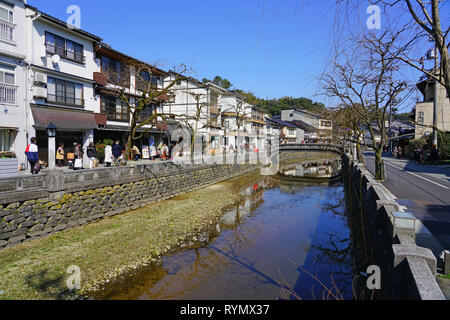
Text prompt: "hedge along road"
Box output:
[[0, 172, 259, 300]]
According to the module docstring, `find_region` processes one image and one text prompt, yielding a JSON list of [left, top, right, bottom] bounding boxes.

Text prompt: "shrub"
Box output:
[[438, 132, 450, 160], [96, 139, 114, 162], [409, 138, 428, 151]]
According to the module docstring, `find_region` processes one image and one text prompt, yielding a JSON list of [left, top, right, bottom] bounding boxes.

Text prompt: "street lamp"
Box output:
[[46, 122, 57, 138], [46, 122, 57, 170]]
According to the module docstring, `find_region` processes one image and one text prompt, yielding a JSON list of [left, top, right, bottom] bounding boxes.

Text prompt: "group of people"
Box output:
[[382, 145, 404, 160], [413, 145, 439, 165], [24, 138, 182, 174], [392, 146, 403, 159]]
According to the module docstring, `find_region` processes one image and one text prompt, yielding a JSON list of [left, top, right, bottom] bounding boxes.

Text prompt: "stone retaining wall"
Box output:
[[0, 162, 259, 250], [342, 154, 445, 300]]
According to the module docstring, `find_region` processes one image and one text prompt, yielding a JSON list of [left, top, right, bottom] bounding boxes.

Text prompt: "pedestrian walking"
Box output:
[[104, 143, 113, 167], [132, 145, 141, 161], [74, 143, 83, 159], [25, 137, 39, 174], [398, 146, 403, 159], [392, 146, 398, 159], [73, 143, 84, 170], [86, 142, 97, 169], [161, 144, 169, 161], [112, 140, 122, 166], [150, 145, 157, 160], [56, 143, 65, 167]]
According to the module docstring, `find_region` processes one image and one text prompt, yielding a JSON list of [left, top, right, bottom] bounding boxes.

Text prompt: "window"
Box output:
[[136, 71, 160, 91], [138, 103, 157, 123], [0, 6, 14, 43], [210, 136, 220, 149], [136, 71, 150, 91], [101, 56, 130, 87], [289, 128, 295, 136], [47, 77, 84, 107], [418, 112, 424, 125], [321, 120, 332, 128], [0, 65, 16, 104], [210, 93, 219, 108], [0, 6, 13, 23], [0, 129, 13, 152], [45, 32, 84, 64], [101, 95, 129, 122], [0, 66, 15, 85]]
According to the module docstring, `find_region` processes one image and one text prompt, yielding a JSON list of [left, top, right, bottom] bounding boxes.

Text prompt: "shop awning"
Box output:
[[31, 106, 98, 131]]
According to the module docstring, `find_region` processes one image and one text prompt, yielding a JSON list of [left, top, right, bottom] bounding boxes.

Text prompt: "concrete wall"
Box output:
[[342, 154, 445, 300]]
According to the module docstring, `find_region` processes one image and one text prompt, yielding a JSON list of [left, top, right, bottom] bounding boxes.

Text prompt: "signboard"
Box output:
[[142, 145, 150, 159]]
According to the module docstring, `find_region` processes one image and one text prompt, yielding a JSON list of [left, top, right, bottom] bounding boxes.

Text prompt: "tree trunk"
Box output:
[[356, 138, 361, 162], [374, 147, 385, 181], [125, 131, 132, 161], [190, 130, 196, 162]]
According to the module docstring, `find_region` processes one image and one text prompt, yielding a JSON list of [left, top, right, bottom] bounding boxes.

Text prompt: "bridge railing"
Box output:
[[278, 143, 344, 154]]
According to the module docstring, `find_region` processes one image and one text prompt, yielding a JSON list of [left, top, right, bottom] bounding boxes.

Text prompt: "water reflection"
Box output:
[[281, 160, 341, 179], [94, 169, 352, 300]]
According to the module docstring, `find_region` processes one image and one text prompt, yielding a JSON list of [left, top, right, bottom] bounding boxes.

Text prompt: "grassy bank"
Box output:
[[0, 175, 252, 300]]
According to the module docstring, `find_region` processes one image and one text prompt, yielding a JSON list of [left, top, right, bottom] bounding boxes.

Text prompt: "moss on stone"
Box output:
[[0, 172, 253, 300]]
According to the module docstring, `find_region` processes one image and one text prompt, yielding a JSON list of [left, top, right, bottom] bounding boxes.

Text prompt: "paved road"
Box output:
[[364, 153, 450, 253]]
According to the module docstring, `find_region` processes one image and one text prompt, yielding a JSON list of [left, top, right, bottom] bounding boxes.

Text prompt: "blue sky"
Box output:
[[29, 0, 341, 103], [28, 0, 447, 112]]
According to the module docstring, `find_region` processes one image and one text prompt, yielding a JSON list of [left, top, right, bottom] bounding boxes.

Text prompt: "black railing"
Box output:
[[0, 84, 16, 104], [45, 43, 85, 64]]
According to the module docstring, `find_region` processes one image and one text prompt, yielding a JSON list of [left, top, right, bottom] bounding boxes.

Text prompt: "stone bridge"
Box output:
[[278, 143, 344, 155]]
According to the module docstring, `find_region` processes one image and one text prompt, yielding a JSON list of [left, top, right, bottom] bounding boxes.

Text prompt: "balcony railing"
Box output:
[[47, 94, 84, 108], [45, 43, 85, 64], [0, 83, 16, 104], [0, 20, 14, 44]]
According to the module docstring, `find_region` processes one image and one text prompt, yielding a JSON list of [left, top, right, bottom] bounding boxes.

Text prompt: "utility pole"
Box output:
[[432, 43, 439, 149], [388, 101, 393, 151]]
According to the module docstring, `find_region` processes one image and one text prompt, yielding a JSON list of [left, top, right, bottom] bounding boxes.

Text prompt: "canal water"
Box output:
[[94, 162, 353, 300]]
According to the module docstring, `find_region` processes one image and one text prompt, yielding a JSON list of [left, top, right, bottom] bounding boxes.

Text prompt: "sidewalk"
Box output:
[[364, 152, 450, 287], [17, 152, 267, 176]]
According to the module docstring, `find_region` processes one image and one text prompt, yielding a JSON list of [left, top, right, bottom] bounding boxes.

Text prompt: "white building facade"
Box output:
[[25, 4, 102, 167], [163, 75, 231, 156], [0, 0, 27, 166]]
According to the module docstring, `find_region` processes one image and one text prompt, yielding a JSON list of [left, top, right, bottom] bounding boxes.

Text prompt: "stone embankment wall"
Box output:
[[342, 154, 445, 300], [0, 161, 259, 250]]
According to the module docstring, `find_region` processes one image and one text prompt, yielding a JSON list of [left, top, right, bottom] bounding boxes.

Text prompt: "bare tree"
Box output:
[[107, 63, 188, 159], [331, 0, 450, 101], [321, 31, 408, 180], [173, 90, 223, 161], [327, 104, 366, 160], [222, 96, 250, 156]]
